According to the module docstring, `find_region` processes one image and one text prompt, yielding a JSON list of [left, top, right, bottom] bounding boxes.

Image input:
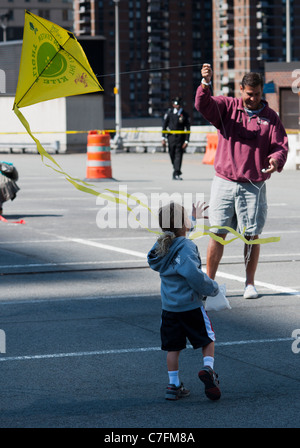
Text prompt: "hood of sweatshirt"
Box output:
[[148, 236, 219, 312]]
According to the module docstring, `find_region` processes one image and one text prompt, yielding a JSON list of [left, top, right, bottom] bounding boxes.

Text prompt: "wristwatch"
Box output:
[[201, 78, 211, 86]]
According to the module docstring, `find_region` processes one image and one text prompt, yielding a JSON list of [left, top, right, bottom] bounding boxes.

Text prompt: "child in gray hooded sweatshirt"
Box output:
[[147, 202, 221, 401]]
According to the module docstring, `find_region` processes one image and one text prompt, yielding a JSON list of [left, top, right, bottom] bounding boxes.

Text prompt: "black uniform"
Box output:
[[162, 106, 191, 179]]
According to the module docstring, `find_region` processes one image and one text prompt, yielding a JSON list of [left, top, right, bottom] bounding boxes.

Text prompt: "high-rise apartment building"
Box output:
[[74, 0, 213, 125], [213, 0, 300, 97]]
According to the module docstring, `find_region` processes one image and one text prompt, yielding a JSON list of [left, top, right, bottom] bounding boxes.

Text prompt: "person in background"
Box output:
[[147, 202, 221, 401]]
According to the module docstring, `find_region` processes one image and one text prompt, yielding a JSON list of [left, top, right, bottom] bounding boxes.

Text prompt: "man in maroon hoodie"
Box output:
[[195, 64, 288, 299]]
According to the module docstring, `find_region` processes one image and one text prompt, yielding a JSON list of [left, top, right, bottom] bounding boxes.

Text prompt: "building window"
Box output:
[[62, 9, 72, 21]]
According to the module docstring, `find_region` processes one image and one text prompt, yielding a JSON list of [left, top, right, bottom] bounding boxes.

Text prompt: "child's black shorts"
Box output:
[[160, 307, 215, 351]]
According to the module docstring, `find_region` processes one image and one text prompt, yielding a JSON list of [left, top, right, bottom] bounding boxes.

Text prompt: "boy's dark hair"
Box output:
[[241, 72, 264, 89], [156, 202, 186, 256]]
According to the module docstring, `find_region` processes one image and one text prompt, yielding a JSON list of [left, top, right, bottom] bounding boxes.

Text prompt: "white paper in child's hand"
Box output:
[[205, 284, 231, 311]]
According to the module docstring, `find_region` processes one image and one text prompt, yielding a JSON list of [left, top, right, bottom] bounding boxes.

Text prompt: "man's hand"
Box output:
[[263, 158, 278, 174], [201, 63, 213, 84]]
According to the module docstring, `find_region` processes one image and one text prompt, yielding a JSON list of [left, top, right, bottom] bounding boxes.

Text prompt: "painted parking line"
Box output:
[[211, 271, 300, 296], [69, 237, 147, 258], [0, 259, 145, 269], [1, 236, 299, 296], [0, 337, 293, 363]]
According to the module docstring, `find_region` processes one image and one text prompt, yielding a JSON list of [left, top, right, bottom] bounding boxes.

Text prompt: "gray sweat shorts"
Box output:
[[208, 176, 268, 236]]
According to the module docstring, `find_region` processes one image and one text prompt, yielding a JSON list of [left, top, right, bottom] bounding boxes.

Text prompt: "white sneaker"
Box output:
[[244, 284, 258, 299]]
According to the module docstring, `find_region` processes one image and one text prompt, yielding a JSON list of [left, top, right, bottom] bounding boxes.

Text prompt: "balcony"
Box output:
[[257, 42, 269, 50], [257, 32, 269, 40], [79, 26, 91, 34]]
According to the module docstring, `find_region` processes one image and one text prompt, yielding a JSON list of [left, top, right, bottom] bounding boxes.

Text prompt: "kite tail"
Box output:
[[13, 104, 106, 190], [13, 104, 62, 169], [12, 105, 159, 234]]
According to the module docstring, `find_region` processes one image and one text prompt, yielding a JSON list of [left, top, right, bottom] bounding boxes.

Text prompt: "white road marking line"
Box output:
[[0, 209, 67, 214], [262, 230, 300, 235], [0, 337, 293, 363], [0, 237, 155, 245], [211, 269, 300, 296], [1, 236, 299, 296], [0, 260, 146, 269]]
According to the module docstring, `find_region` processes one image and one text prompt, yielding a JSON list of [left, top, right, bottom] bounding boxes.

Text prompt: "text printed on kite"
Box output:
[[96, 187, 206, 231]]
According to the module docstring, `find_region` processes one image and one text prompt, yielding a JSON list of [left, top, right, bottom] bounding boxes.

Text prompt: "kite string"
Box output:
[[96, 63, 204, 79], [14, 102, 279, 246]]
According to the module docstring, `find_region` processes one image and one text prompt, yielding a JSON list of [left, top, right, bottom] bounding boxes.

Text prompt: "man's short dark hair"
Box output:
[[241, 73, 264, 89]]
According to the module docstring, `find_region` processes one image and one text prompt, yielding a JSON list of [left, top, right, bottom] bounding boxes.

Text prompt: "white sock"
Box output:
[[168, 370, 180, 387], [203, 356, 214, 370]]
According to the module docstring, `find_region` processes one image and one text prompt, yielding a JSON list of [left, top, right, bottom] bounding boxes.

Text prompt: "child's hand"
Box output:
[[192, 201, 209, 219]]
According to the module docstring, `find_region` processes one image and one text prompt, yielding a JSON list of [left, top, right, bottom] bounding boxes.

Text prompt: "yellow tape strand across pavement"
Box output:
[[0, 129, 298, 135]]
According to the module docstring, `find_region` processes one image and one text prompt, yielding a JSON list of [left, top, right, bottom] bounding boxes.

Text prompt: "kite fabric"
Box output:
[[12, 11, 113, 205]]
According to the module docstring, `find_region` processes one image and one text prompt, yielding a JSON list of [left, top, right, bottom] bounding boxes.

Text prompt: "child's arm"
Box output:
[[177, 246, 219, 297]]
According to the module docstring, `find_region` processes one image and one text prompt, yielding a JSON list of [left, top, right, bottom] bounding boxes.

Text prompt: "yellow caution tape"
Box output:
[[105, 189, 280, 245], [190, 225, 280, 245], [0, 129, 194, 135], [0, 129, 298, 135]]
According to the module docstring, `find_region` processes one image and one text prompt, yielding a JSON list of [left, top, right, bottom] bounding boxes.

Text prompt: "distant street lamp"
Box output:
[[113, 0, 123, 150], [0, 11, 11, 42]]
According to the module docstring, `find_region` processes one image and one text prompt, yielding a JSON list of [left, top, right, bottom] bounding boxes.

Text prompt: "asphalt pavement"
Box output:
[[0, 150, 299, 430]]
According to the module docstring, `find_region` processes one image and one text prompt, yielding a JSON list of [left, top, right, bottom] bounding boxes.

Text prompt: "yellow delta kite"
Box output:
[[13, 11, 108, 198], [12, 11, 154, 226], [12, 12, 280, 246]]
